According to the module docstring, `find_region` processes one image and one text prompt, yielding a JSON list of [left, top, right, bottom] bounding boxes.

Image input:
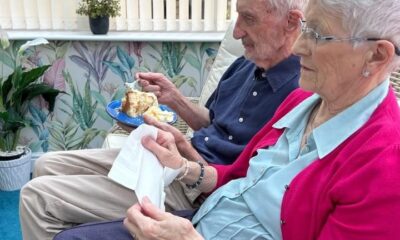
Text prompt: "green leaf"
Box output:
[[90, 90, 107, 107], [0, 50, 15, 68], [103, 61, 129, 82], [29, 140, 45, 152], [112, 87, 125, 101], [184, 54, 201, 70], [117, 46, 135, 70], [19, 65, 51, 89], [95, 108, 113, 123]]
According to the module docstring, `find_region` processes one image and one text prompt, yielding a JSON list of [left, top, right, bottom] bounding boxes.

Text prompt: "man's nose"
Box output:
[[232, 22, 245, 40]]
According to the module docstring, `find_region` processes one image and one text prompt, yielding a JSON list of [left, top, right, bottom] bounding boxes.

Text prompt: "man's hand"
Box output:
[[136, 71, 210, 131], [123, 197, 204, 240], [136, 72, 181, 106]]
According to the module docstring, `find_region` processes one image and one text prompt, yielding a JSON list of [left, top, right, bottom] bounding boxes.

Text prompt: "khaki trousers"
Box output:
[[19, 148, 202, 240]]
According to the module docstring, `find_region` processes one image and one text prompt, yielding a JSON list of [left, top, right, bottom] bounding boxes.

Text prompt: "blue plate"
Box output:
[[106, 100, 177, 127]]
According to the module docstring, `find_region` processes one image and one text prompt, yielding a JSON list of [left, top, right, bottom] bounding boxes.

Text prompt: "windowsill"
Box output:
[[6, 30, 225, 42]]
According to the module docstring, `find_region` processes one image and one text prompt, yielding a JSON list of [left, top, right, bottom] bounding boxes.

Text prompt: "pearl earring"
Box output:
[[362, 69, 370, 78]]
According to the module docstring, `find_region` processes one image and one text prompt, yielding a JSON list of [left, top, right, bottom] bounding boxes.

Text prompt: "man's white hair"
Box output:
[[267, 0, 309, 15], [317, 0, 400, 56]]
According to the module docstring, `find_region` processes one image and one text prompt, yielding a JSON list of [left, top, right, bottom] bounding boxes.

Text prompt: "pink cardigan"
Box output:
[[210, 88, 400, 239]]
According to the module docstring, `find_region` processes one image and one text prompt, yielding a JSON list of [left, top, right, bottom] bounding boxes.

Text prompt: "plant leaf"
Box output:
[[117, 46, 135, 70], [43, 59, 66, 91]]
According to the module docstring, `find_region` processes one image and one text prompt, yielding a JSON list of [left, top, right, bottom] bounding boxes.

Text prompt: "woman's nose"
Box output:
[[292, 35, 310, 57]]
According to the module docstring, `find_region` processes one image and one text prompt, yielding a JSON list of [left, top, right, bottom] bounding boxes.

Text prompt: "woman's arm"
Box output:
[[142, 129, 218, 193]]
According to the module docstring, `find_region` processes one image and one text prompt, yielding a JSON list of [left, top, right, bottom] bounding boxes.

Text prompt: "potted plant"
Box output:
[[76, 0, 121, 35], [0, 29, 63, 191]]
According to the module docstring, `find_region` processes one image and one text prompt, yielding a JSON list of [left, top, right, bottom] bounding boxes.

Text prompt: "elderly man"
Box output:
[[19, 0, 306, 239]]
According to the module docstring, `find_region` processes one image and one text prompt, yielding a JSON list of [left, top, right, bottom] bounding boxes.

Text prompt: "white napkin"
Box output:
[[108, 124, 181, 210]]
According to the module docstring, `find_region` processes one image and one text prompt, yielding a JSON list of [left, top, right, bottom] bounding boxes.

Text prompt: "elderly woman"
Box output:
[[54, 0, 400, 239]]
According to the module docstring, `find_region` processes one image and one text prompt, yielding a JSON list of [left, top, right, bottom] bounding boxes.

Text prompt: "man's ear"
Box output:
[[286, 9, 303, 32], [366, 40, 396, 74]]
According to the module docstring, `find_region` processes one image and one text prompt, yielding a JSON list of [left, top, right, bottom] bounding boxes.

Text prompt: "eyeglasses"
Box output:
[[300, 20, 400, 56]]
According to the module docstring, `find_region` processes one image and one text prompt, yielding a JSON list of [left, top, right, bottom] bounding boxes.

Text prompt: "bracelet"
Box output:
[[186, 161, 205, 189], [176, 158, 189, 181]]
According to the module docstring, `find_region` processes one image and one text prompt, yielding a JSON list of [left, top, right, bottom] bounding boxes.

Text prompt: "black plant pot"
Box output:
[[89, 16, 110, 35]]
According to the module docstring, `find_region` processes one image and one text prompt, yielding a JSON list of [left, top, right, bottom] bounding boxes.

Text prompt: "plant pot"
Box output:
[[0, 147, 32, 191], [89, 16, 110, 35]]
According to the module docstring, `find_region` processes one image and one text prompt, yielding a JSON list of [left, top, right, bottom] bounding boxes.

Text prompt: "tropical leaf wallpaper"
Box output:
[[0, 40, 219, 152]]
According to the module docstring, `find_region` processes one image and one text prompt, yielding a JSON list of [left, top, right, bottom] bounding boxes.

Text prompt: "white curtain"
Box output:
[[204, 0, 215, 31], [127, 0, 139, 30], [0, 0, 12, 29], [139, 0, 152, 30], [179, 0, 189, 31], [10, 0, 25, 29], [37, 0, 52, 30], [5, 0, 233, 32], [63, 0, 78, 30], [153, 0, 165, 30], [166, 0, 176, 31], [116, 0, 127, 30], [217, 0, 228, 31], [23, 0, 39, 29]]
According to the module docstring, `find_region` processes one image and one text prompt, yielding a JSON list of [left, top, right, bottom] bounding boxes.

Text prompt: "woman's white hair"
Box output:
[[267, 0, 309, 15], [318, 0, 400, 60]]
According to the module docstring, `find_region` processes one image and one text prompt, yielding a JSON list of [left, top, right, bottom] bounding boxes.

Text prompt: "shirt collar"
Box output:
[[313, 79, 389, 158], [255, 55, 300, 93], [274, 79, 389, 158]]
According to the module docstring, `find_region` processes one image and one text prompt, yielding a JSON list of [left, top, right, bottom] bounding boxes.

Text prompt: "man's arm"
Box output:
[[137, 72, 210, 130]]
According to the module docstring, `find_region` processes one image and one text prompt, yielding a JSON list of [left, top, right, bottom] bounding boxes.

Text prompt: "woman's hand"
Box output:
[[136, 72, 181, 106], [123, 197, 204, 240], [144, 115, 188, 149], [144, 115, 206, 163], [142, 128, 183, 169]]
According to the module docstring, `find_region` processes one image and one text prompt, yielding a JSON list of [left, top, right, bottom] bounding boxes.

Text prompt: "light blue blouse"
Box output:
[[193, 80, 389, 240]]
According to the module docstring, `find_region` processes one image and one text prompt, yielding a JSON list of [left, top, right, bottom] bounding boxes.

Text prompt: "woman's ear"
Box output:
[[366, 40, 396, 74], [286, 10, 303, 32]]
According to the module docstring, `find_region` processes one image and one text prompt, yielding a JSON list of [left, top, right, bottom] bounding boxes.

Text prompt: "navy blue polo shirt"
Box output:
[[191, 55, 300, 165]]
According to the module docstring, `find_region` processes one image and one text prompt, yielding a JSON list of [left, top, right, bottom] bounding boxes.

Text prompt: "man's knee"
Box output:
[[20, 175, 57, 202], [33, 152, 60, 177], [19, 177, 45, 212]]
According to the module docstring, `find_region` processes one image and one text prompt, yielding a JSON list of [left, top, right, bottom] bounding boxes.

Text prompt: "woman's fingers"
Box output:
[[141, 134, 182, 169], [141, 197, 168, 221], [144, 115, 171, 131], [124, 203, 158, 240]]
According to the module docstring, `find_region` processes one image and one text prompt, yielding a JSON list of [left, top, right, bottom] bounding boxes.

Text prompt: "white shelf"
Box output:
[[6, 30, 225, 42]]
